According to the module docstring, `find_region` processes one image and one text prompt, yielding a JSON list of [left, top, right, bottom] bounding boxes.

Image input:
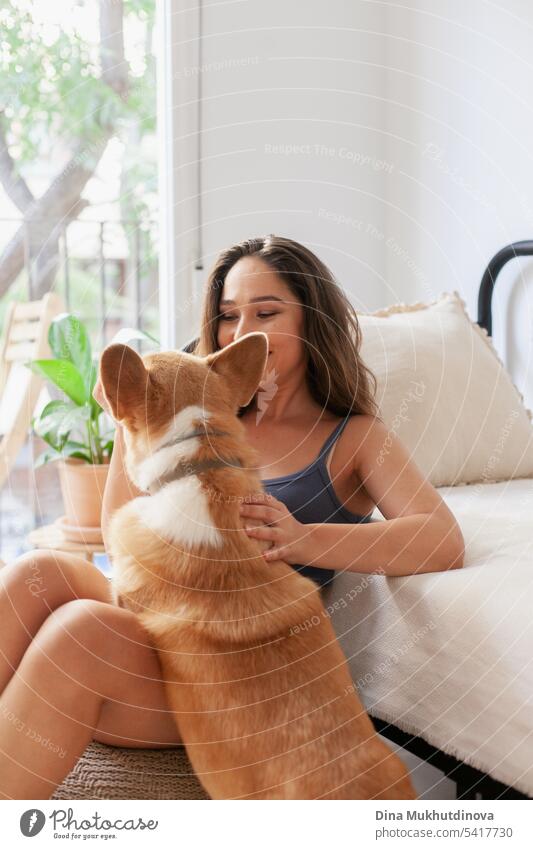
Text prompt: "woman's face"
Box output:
[[216, 256, 306, 381]]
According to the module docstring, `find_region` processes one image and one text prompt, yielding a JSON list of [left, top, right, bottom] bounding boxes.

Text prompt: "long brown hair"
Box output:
[[191, 235, 381, 421]]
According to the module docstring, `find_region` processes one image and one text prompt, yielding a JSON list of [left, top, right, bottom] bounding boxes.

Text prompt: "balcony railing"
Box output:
[[0, 216, 159, 565], [0, 216, 159, 354]]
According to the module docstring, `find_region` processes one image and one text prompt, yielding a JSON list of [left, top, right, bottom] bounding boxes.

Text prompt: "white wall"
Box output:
[[160, 0, 390, 346], [160, 0, 533, 404], [382, 0, 533, 406]]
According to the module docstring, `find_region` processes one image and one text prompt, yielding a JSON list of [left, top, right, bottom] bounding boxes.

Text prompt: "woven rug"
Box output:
[[51, 742, 210, 800], [0, 560, 207, 800]]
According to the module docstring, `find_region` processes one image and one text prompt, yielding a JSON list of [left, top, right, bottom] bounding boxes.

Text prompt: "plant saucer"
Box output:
[[55, 515, 103, 545]]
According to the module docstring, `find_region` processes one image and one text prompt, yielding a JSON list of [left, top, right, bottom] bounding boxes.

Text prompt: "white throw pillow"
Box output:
[[358, 291, 533, 487]]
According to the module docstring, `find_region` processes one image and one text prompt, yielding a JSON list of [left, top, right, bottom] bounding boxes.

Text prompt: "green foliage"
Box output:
[[0, 0, 158, 241], [1, 1, 160, 420], [3, 5, 108, 156], [0, 258, 159, 352], [25, 312, 113, 467], [25, 311, 157, 467]]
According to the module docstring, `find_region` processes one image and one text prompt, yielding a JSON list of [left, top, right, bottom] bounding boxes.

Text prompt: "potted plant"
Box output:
[[25, 312, 115, 540]]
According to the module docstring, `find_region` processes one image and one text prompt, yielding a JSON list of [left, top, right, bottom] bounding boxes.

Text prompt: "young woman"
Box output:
[[0, 234, 464, 799]]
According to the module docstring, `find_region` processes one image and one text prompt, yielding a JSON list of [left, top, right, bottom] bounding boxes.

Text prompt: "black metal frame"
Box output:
[[370, 718, 528, 799], [370, 240, 533, 800], [477, 239, 533, 335]]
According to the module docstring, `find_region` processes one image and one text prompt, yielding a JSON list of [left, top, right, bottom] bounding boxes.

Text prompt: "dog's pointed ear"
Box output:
[[96, 343, 149, 424], [205, 332, 269, 408]]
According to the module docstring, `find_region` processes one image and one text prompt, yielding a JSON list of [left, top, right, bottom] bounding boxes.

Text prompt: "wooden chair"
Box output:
[[0, 292, 64, 490]]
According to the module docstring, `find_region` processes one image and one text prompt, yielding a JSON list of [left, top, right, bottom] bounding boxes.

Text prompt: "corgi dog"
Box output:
[[97, 331, 417, 800]]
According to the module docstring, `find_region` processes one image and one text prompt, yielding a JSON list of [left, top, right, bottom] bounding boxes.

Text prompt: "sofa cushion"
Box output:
[[359, 291, 533, 486]]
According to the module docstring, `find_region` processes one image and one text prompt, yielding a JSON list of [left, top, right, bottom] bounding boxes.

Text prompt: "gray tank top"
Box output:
[[262, 414, 373, 588]]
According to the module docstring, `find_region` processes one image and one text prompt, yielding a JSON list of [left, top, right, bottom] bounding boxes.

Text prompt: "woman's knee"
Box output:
[[4, 550, 112, 609], [30, 599, 155, 691], [32, 598, 128, 655], [22, 599, 182, 748]]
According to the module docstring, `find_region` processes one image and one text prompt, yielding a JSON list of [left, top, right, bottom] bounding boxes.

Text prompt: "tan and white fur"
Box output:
[[97, 332, 417, 800]]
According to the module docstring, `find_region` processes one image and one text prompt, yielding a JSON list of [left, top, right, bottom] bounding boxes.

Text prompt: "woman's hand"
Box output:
[[92, 377, 112, 415], [93, 376, 118, 420], [239, 492, 310, 564]]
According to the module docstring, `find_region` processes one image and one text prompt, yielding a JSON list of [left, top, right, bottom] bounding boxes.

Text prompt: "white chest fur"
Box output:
[[132, 475, 224, 549]]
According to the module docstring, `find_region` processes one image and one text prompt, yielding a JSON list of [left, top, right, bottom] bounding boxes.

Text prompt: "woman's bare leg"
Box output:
[[0, 550, 182, 753], [0, 549, 113, 695], [0, 597, 183, 800]]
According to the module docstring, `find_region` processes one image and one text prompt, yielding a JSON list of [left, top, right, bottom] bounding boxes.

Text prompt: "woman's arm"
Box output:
[[305, 512, 463, 576], [101, 424, 145, 551], [93, 373, 145, 551], [304, 416, 465, 576]]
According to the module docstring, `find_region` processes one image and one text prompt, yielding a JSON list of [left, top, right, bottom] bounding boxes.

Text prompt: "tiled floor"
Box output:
[[2, 439, 456, 799]]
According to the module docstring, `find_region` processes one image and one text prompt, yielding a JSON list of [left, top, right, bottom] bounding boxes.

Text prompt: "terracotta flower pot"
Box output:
[[58, 458, 110, 529]]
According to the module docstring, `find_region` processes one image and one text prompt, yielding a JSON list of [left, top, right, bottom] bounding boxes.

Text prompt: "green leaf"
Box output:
[[48, 313, 93, 391], [32, 400, 75, 451], [89, 361, 102, 419], [61, 440, 93, 463], [108, 326, 160, 347], [26, 359, 87, 406], [56, 404, 91, 440], [34, 432, 61, 453], [34, 448, 61, 469], [36, 399, 71, 421], [101, 439, 114, 457], [34, 441, 93, 469]]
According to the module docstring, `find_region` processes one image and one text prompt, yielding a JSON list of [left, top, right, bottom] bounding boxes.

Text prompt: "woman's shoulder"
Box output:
[[326, 414, 381, 515], [342, 413, 420, 479], [341, 412, 384, 440], [336, 413, 388, 465]]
